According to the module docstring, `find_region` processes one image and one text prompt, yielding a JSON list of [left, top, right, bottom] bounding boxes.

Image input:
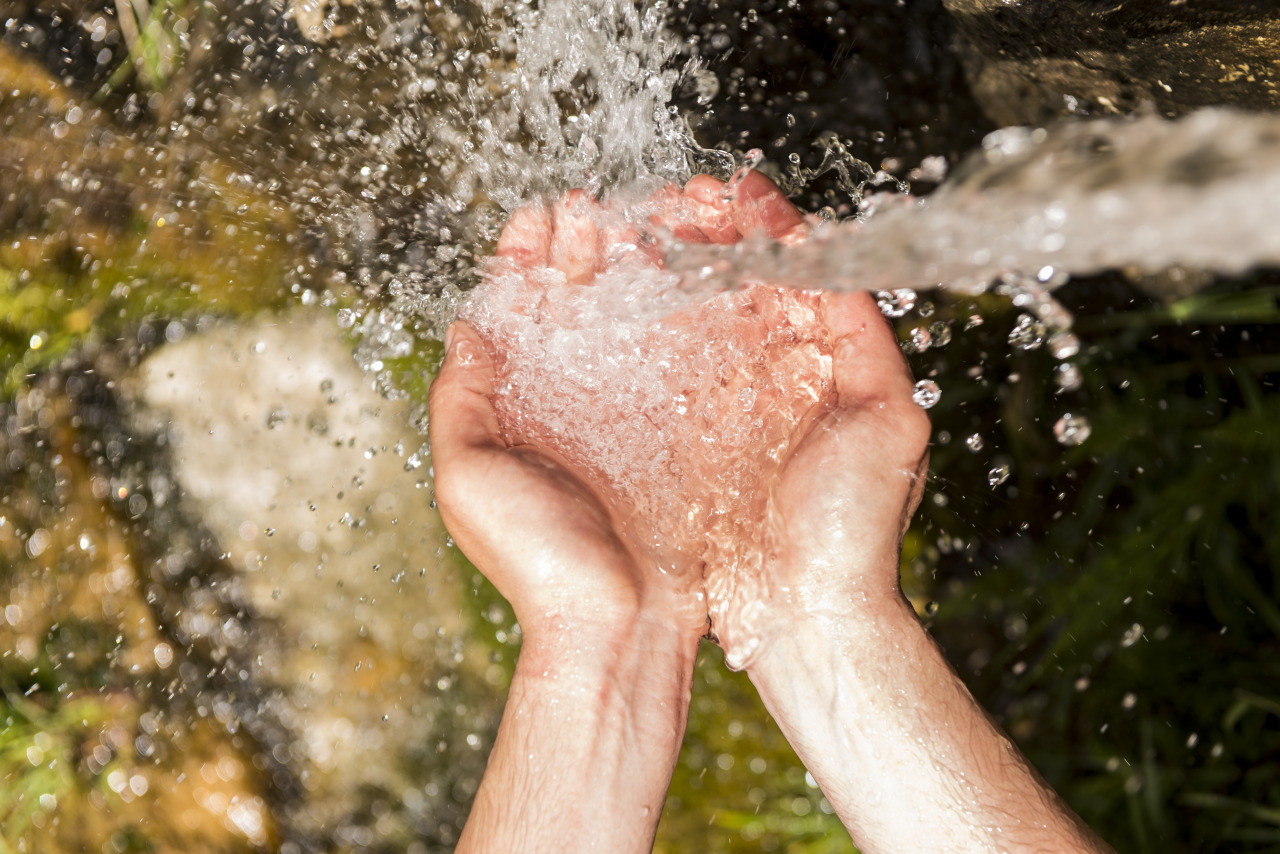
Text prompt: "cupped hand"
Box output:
[[671, 175, 933, 665], [429, 186, 729, 644], [429, 321, 678, 641], [764, 291, 931, 615]]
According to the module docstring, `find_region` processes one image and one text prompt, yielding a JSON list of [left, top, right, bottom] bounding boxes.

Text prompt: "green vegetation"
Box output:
[[915, 274, 1280, 853]]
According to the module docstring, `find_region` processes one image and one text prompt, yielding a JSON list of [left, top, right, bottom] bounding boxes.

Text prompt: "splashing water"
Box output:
[[666, 109, 1280, 297], [460, 197, 836, 663]]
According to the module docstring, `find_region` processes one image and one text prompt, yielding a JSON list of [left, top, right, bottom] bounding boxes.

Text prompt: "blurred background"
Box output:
[[1, 1, 1279, 851]]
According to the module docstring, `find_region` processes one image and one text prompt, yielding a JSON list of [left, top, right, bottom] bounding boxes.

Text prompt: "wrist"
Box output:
[[516, 607, 699, 693], [715, 548, 908, 671]]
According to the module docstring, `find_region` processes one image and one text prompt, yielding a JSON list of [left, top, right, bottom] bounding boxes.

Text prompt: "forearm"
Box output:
[[456, 616, 697, 853], [748, 592, 1113, 854]]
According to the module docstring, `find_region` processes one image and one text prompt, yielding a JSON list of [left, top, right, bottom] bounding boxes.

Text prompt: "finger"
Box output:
[[681, 175, 741, 243], [728, 171, 806, 240], [494, 202, 552, 267], [428, 322, 506, 461], [551, 189, 602, 284], [645, 182, 709, 244], [823, 292, 916, 410]]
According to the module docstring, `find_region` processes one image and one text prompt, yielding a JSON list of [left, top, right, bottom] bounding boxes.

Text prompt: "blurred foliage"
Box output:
[[912, 271, 1280, 853]]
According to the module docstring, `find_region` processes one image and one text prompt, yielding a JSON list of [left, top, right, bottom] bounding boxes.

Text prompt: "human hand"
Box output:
[[670, 176, 931, 666], [443, 177, 813, 646]]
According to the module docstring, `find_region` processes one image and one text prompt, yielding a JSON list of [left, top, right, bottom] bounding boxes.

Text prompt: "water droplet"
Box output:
[[965, 314, 984, 330], [928, 321, 952, 347], [336, 308, 356, 329], [876, 288, 917, 318], [988, 464, 1011, 487], [1054, 413, 1091, 445], [923, 601, 939, 617], [965, 433, 984, 452], [1008, 314, 1046, 350], [917, 301, 934, 318], [721, 148, 764, 201], [1055, 363, 1082, 391], [907, 327, 931, 353], [1048, 331, 1081, 359], [912, 379, 941, 409]]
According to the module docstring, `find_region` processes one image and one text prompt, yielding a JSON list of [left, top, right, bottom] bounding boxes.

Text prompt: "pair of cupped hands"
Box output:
[[428, 171, 931, 666]]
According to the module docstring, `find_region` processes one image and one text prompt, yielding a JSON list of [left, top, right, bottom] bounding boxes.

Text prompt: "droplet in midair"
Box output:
[[1048, 331, 1081, 359], [907, 327, 932, 353], [928, 321, 952, 347], [876, 288, 917, 318], [988, 464, 1011, 487], [923, 601, 939, 618], [1054, 413, 1092, 445], [1055, 363, 1082, 391], [912, 379, 941, 409], [1008, 314, 1046, 350], [965, 433, 984, 452]]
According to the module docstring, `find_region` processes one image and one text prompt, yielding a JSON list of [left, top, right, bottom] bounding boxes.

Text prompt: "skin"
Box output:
[[430, 172, 1115, 853]]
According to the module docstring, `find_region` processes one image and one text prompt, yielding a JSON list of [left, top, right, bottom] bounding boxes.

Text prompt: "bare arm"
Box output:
[[458, 619, 695, 852], [431, 322, 704, 853], [748, 596, 1110, 853], [717, 289, 1115, 853]]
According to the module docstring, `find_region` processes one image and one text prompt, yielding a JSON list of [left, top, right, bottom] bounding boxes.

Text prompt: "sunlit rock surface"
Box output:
[[130, 310, 491, 849]]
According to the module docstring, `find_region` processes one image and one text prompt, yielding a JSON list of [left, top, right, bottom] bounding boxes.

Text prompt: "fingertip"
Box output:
[[551, 191, 603, 283], [495, 202, 552, 266], [683, 174, 726, 205], [731, 171, 805, 238]]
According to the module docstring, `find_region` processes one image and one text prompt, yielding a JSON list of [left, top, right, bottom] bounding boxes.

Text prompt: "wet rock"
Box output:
[[673, 0, 993, 195], [944, 0, 1280, 127], [130, 310, 495, 850]]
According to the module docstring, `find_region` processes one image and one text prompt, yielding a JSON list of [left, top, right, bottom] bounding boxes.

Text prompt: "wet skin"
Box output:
[[430, 173, 1114, 853]]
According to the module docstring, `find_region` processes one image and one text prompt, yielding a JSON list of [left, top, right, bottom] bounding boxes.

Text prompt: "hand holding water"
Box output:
[[432, 173, 1114, 854]]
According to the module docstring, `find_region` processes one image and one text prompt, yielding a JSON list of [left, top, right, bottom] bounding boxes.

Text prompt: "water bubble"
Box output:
[[1054, 413, 1092, 446], [1008, 314, 1046, 350], [1054, 363, 1082, 391], [965, 433, 985, 452], [912, 379, 941, 409], [876, 288, 917, 318], [1048, 331, 1081, 359], [988, 464, 1011, 487], [336, 308, 357, 329]]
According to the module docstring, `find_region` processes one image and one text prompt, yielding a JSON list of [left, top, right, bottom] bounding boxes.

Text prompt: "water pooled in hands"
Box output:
[[460, 196, 837, 665]]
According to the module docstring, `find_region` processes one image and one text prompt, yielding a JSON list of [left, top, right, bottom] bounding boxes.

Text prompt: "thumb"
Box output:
[[823, 292, 916, 411], [428, 321, 506, 461]]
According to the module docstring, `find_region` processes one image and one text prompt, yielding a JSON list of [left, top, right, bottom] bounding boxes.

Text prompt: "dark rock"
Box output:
[[944, 0, 1280, 126]]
